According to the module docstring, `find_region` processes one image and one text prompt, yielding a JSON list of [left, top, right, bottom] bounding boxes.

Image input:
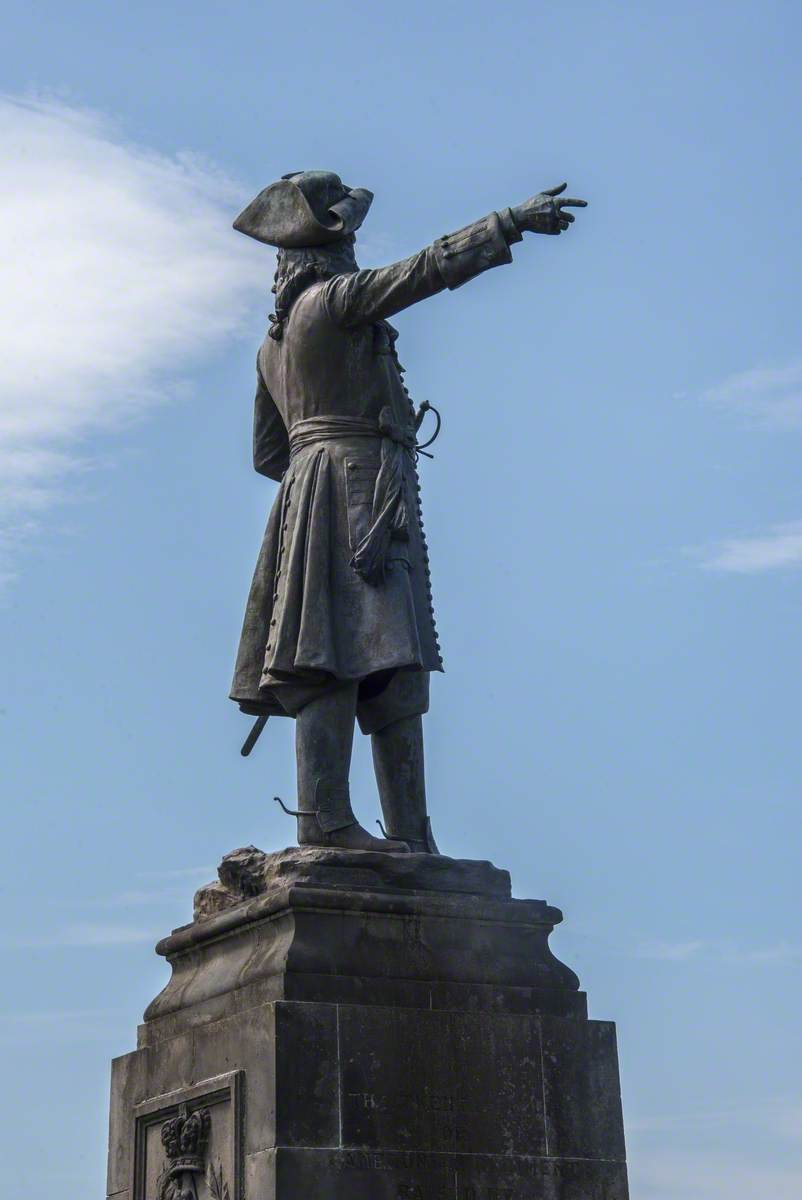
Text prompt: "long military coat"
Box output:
[[230, 208, 522, 717]]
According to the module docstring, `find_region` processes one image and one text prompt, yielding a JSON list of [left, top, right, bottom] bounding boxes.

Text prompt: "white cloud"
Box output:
[[0, 1007, 121, 1042], [9, 922, 155, 948], [638, 938, 706, 962], [629, 1099, 802, 1199], [630, 1148, 802, 1200], [738, 941, 802, 966], [637, 938, 802, 966], [136, 863, 216, 880], [106, 888, 188, 907], [61, 922, 155, 946], [703, 362, 802, 428], [774, 1104, 802, 1142], [0, 94, 268, 576], [697, 520, 802, 573], [694, 362, 802, 574], [629, 1097, 802, 1135]]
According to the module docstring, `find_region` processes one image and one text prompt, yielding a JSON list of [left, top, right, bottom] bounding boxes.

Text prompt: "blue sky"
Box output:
[[1, 2, 801, 1196]]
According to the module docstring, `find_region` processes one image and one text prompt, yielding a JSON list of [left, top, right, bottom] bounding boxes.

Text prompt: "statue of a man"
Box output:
[[230, 171, 586, 853]]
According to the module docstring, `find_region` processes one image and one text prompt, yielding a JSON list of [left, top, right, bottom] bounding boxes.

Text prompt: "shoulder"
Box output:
[[292, 278, 329, 312], [281, 278, 329, 328], [289, 275, 359, 332]]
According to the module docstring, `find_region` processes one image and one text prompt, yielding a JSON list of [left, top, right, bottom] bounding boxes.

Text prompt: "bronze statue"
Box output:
[[230, 171, 586, 853]]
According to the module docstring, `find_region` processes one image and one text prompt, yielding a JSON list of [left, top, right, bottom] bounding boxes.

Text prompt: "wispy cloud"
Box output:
[[106, 888, 188, 907], [629, 1097, 802, 1136], [638, 938, 706, 962], [0, 1007, 122, 1042], [136, 864, 216, 880], [703, 362, 802, 428], [638, 938, 802, 966], [693, 362, 802, 573], [630, 1148, 802, 1200], [0, 94, 268, 580], [693, 520, 802, 573], [45, 868, 214, 914], [61, 922, 154, 946], [629, 1098, 802, 1199], [101, 864, 215, 906], [9, 922, 156, 948]]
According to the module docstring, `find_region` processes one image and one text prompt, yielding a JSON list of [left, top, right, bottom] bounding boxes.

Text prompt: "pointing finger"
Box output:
[[543, 182, 567, 196], [558, 198, 587, 208]]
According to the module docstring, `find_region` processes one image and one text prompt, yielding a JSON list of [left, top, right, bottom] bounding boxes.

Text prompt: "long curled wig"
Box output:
[[268, 235, 358, 340]]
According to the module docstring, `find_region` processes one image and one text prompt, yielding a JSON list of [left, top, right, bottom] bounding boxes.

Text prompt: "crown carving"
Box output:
[[160, 1104, 210, 1177]]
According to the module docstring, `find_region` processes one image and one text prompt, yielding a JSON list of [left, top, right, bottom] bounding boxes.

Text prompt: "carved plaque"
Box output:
[[272, 1146, 629, 1200], [132, 1072, 243, 1200], [338, 1007, 546, 1156]]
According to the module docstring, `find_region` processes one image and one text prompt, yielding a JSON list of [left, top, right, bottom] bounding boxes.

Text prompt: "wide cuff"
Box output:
[[497, 206, 524, 244], [432, 210, 516, 290]]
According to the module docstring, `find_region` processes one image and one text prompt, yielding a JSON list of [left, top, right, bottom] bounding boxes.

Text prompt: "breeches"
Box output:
[[266, 667, 430, 734]]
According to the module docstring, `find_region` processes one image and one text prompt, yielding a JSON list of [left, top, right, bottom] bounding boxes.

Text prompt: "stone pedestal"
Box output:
[[107, 848, 628, 1200]]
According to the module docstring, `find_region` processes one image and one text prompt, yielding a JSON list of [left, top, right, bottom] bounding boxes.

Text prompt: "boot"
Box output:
[[296, 776, 409, 852], [295, 684, 409, 853], [372, 714, 440, 854]]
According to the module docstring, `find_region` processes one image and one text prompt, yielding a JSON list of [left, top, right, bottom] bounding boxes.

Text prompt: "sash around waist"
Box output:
[[287, 411, 415, 586], [288, 413, 415, 457]]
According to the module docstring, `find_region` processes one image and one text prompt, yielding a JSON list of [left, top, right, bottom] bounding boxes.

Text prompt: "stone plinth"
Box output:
[[108, 848, 628, 1200]]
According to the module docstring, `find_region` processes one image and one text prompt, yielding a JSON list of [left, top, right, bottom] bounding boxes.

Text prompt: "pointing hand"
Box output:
[[511, 183, 587, 236]]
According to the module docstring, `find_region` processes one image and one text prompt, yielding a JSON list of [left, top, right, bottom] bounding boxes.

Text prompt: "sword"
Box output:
[[240, 714, 268, 756]]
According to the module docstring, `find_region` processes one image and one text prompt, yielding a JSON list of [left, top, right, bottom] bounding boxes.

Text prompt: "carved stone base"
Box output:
[[107, 848, 628, 1200]]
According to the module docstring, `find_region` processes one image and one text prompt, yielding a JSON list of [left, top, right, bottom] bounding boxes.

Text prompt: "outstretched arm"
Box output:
[[324, 183, 587, 329]]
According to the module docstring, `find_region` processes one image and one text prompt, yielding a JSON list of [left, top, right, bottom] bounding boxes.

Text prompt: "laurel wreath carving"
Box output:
[[153, 1162, 230, 1200], [205, 1161, 230, 1200]]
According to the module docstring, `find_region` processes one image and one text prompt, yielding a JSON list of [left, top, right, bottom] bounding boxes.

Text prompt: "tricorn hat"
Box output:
[[233, 170, 373, 249]]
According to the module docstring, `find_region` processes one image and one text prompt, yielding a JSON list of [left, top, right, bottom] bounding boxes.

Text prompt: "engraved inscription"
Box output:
[[314, 1147, 625, 1200], [457, 1157, 626, 1200], [328, 1150, 448, 1174], [339, 1007, 547, 1157], [346, 1089, 462, 1149], [395, 1185, 450, 1200], [462, 1189, 517, 1200], [348, 1091, 457, 1113]]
